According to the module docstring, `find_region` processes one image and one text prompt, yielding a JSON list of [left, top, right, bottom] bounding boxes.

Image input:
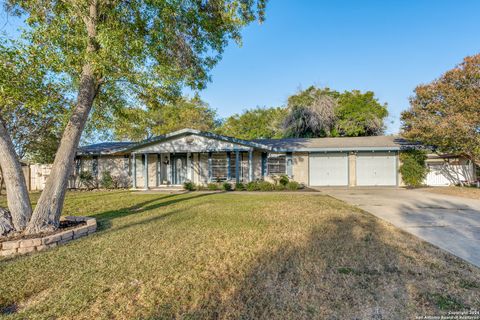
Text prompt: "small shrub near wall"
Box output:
[[222, 182, 232, 191], [207, 183, 220, 191], [399, 150, 428, 188], [183, 181, 196, 191], [79, 171, 95, 190], [235, 182, 245, 191], [100, 171, 116, 189]]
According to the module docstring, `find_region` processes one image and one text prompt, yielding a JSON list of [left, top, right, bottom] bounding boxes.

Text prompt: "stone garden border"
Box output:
[[0, 216, 97, 257]]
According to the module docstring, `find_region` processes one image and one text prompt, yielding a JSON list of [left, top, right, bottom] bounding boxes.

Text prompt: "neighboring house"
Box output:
[[62, 128, 475, 189]]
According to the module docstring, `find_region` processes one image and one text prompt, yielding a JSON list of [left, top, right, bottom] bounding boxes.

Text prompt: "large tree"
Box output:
[[401, 54, 480, 163], [1, 0, 266, 235], [114, 96, 219, 141], [283, 86, 388, 138], [218, 106, 286, 139]]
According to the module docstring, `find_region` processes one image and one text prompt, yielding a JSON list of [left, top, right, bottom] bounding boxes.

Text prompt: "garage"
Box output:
[[356, 152, 397, 186], [309, 153, 348, 186]]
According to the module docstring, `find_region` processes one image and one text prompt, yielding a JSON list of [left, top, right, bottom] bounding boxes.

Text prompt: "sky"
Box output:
[[2, 1, 480, 134]]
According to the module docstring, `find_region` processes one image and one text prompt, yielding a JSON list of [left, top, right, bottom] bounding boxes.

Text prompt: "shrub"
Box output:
[[100, 171, 116, 189], [258, 181, 274, 191], [79, 170, 95, 190], [275, 184, 286, 191], [279, 175, 290, 186], [207, 183, 219, 191], [222, 182, 232, 191], [399, 150, 428, 188], [235, 182, 245, 191], [183, 181, 196, 191], [245, 181, 259, 191], [286, 181, 300, 190]]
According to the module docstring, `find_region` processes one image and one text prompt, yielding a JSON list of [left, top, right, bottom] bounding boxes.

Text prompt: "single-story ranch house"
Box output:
[[68, 128, 476, 189]]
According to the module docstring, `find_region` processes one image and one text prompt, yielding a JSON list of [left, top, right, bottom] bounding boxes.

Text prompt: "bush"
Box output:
[[286, 181, 300, 190], [207, 183, 219, 190], [275, 184, 286, 191], [258, 181, 274, 191], [245, 181, 259, 191], [183, 181, 196, 191], [100, 171, 116, 189], [79, 171, 95, 190], [222, 182, 232, 191], [400, 150, 428, 188], [235, 182, 245, 191], [279, 175, 290, 186]]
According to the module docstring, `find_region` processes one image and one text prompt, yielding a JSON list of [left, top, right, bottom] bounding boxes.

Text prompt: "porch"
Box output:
[[131, 151, 264, 190]]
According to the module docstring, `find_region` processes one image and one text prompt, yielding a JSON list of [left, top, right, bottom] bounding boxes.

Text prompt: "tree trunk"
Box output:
[[25, 65, 98, 234], [25, 0, 100, 234], [0, 166, 4, 196], [0, 117, 32, 231]]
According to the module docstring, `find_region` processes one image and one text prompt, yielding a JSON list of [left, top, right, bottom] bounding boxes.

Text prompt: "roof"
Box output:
[[253, 136, 412, 152], [77, 129, 416, 156], [77, 142, 134, 155]]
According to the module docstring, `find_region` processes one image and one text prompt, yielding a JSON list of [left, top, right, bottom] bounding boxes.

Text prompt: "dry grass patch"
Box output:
[[0, 191, 479, 319], [423, 186, 480, 200]]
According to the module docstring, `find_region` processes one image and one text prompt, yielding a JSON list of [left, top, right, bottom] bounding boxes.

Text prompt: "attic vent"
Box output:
[[186, 136, 195, 144]]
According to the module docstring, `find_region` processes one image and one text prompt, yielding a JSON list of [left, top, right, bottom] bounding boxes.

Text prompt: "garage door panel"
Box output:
[[357, 152, 397, 186], [309, 153, 348, 186]]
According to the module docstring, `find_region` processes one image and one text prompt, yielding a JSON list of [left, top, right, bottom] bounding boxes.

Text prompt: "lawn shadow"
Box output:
[[150, 210, 476, 319], [91, 192, 221, 231]]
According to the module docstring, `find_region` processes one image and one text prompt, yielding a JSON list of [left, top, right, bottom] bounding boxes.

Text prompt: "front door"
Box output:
[[171, 154, 187, 185]]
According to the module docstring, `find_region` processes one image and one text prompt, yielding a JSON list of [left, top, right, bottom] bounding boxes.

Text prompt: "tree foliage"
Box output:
[[218, 107, 286, 139], [399, 150, 428, 188], [114, 96, 219, 141], [1, 0, 266, 235], [0, 42, 67, 163], [401, 54, 480, 162], [284, 86, 388, 138]]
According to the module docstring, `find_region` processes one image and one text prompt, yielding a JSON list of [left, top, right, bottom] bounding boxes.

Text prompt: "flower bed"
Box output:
[[0, 216, 97, 257]]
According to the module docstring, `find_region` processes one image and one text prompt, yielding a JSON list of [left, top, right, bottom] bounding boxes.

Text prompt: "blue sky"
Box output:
[[196, 0, 480, 134], [2, 1, 480, 134]]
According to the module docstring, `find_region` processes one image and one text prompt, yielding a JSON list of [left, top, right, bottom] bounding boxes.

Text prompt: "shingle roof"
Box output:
[[77, 142, 134, 155], [76, 130, 417, 156], [253, 136, 412, 151]]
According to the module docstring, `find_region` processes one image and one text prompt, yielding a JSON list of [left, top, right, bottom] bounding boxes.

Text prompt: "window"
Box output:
[[211, 153, 228, 181], [267, 154, 286, 176]]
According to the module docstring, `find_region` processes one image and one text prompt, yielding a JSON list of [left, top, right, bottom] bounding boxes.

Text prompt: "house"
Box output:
[[72, 128, 476, 189]]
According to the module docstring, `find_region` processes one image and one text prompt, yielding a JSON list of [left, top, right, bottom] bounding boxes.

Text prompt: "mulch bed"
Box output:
[[0, 220, 86, 243]]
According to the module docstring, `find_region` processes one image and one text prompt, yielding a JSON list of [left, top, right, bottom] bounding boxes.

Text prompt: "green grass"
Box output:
[[0, 190, 479, 319]]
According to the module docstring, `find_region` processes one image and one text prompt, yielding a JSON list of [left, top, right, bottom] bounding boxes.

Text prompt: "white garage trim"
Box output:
[[356, 152, 398, 186], [309, 152, 349, 186]]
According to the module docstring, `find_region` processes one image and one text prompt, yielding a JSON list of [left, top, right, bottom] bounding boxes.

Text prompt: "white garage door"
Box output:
[[356, 152, 397, 186], [309, 153, 348, 186]]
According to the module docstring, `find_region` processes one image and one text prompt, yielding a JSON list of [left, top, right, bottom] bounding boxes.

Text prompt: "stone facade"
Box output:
[[0, 216, 97, 257]]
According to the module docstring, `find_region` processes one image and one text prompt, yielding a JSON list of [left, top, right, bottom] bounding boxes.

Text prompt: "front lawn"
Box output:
[[1, 191, 479, 319], [423, 186, 480, 200]]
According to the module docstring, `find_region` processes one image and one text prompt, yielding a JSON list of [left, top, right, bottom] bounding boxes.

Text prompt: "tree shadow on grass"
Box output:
[[91, 192, 221, 231], [151, 210, 479, 319]]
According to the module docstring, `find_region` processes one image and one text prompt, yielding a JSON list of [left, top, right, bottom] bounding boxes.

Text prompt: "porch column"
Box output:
[[132, 153, 137, 189], [156, 154, 160, 187], [235, 150, 240, 183], [187, 152, 192, 182], [226, 151, 231, 180], [286, 152, 293, 178], [248, 150, 253, 182], [208, 152, 212, 182], [144, 153, 149, 189]]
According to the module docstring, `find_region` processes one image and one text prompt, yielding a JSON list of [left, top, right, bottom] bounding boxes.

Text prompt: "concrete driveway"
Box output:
[[316, 187, 480, 267]]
